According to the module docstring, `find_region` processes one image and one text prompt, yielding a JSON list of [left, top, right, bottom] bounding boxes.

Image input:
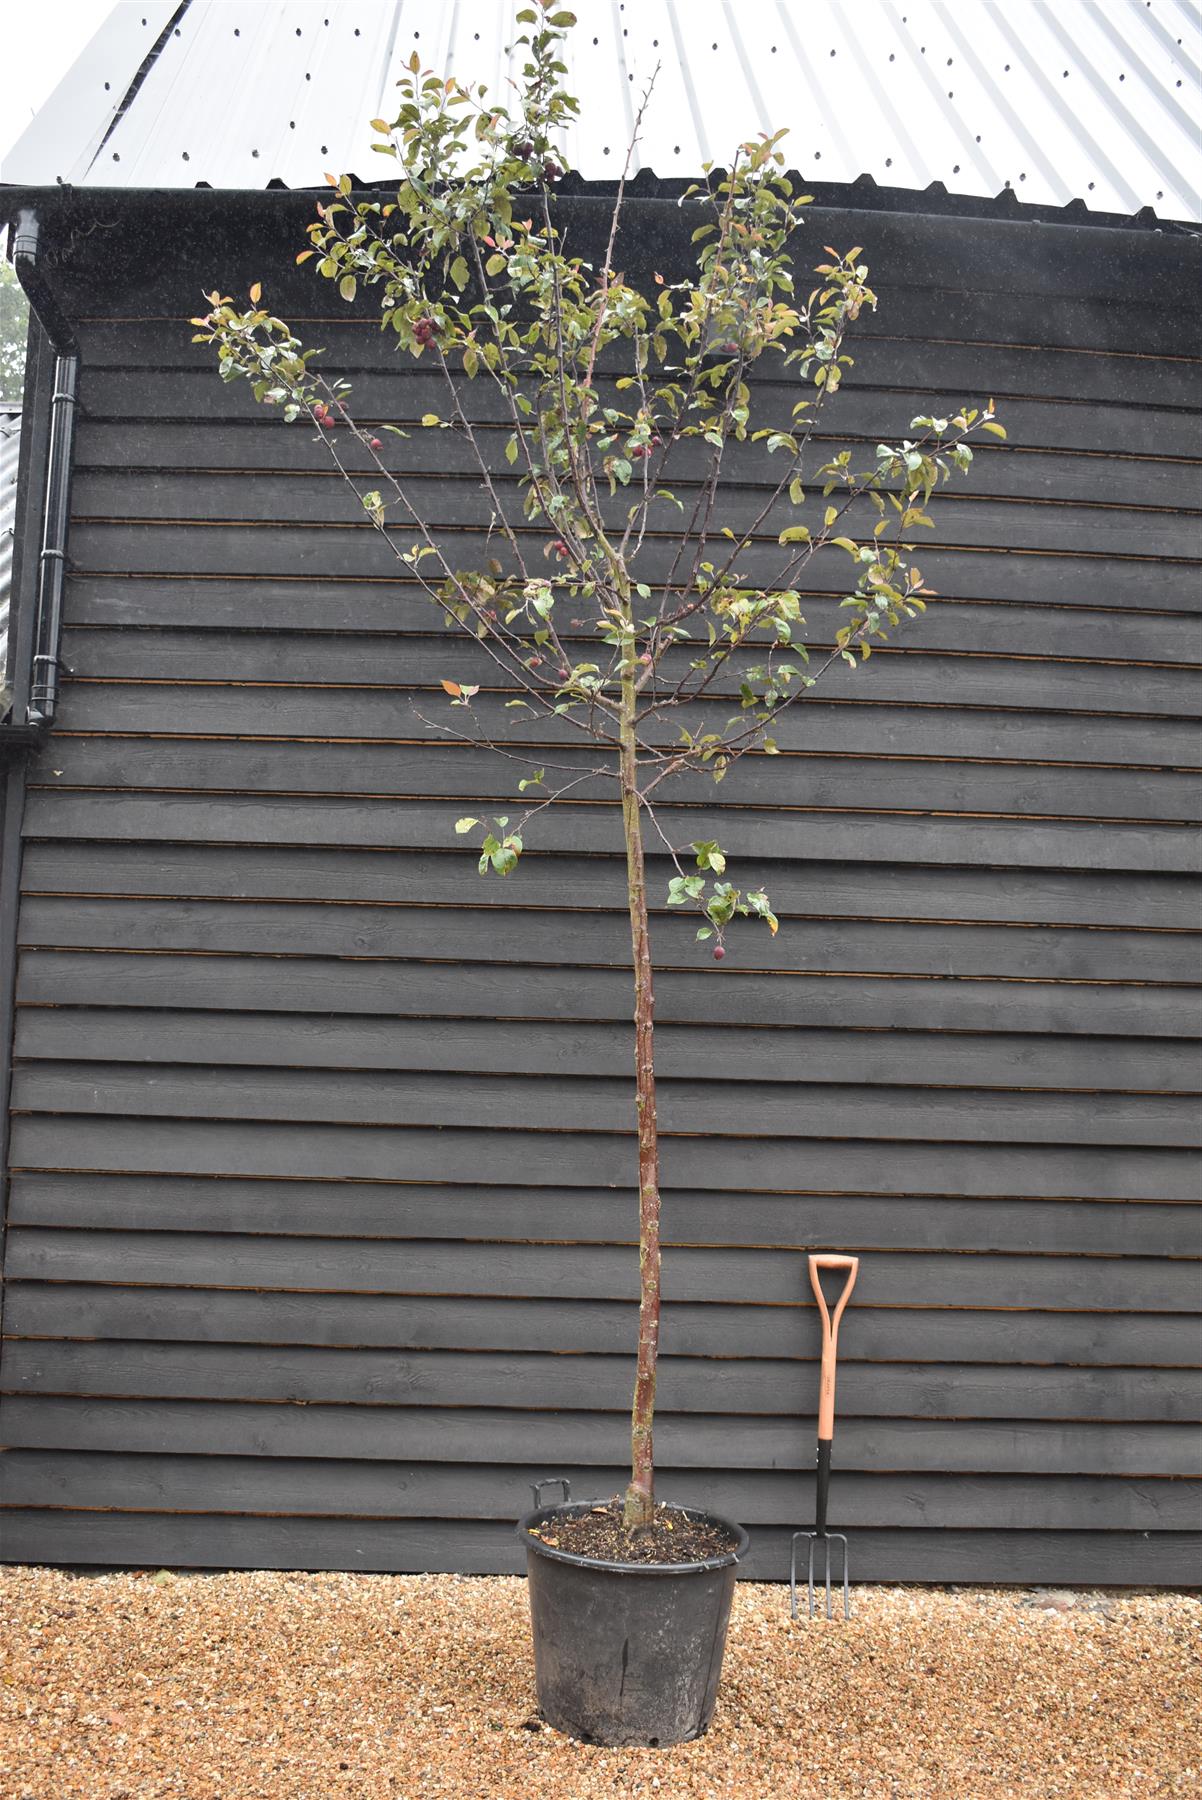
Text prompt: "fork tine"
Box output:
[[789, 1530, 803, 1621], [827, 1532, 850, 1619], [791, 1530, 852, 1621]]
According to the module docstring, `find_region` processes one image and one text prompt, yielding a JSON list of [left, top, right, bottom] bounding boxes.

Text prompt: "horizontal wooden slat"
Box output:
[[5, 1338, 1197, 1417], [15, 950, 1200, 1044], [60, 574, 1202, 653], [31, 736, 1202, 822], [7, 1283, 1197, 1365], [22, 792, 1202, 875], [10, 1112, 1199, 1199], [3, 1452, 1193, 1531], [49, 685, 1202, 769], [17, 1011, 1200, 1097], [12, 1059, 1199, 1148], [75, 314, 1202, 408], [6, 1233, 1197, 1312], [71, 418, 1202, 514], [6, 1396, 1193, 1476], [76, 367, 1202, 459], [21, 840, 1201, 930], [4, 1508, 1197, 1581], [17, 896, 1200, 986], [10, 1173, 1201, 1255], [66, 523, 1202, 611], [56, 625, 1202, 718], [53, 619, 1202, 716], [69, 468, 1202, 563]]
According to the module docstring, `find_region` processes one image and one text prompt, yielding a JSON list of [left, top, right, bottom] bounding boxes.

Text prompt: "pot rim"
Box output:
[[516, 1497, 749, 1576]]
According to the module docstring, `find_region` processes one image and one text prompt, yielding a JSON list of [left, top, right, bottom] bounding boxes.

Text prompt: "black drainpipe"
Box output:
[[11, 207, 79, 731]]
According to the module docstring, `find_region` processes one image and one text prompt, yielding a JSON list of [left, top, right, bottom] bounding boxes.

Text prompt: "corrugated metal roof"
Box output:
[[2, 0, 1199, 222]]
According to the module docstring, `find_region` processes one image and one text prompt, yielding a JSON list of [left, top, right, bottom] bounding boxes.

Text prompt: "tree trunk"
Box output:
[[618, 652, 661, 1533]]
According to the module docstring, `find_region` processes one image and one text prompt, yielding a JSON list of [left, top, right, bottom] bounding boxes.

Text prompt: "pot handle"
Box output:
[[530, 1476, 572, 1509]]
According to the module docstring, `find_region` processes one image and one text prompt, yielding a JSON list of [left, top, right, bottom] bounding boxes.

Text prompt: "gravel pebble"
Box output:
[[1, 1567, 1197, 1798]]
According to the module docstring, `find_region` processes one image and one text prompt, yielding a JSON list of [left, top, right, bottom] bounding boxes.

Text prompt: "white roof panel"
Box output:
[[3, 0, 1200, 221]]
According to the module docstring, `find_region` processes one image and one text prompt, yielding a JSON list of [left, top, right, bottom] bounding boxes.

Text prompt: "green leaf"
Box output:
[[339, 274, 357, 302], [455, 817, 479, 834], [778, 525, 811, 545], [981, 420, 1007, 438], [421, 412, 441, 427], [450, 255, 470, 291], [693, 840, 726, 874]]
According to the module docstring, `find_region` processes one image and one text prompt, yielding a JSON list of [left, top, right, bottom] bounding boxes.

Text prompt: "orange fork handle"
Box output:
[[809, 1254, 860, 1440]]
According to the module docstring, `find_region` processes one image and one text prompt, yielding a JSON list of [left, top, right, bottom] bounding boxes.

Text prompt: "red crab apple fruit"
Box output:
[[368, 436, 382, 449], [712, 944, 726, 961], [413, 315, 438, 347]]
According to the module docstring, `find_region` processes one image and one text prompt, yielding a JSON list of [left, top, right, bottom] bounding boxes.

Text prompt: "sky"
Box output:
[[0, 1, 111, 165]]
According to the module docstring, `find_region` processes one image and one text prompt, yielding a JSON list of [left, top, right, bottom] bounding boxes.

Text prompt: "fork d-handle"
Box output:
[[809, 1253, 859, 1530]]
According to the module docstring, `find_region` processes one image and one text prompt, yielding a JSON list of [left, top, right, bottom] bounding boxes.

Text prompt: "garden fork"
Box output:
[[791, 1252, 860, 1621]]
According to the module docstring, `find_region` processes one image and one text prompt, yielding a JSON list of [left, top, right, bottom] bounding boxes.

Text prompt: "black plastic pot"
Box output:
[[516, 1479, 749, 1747]]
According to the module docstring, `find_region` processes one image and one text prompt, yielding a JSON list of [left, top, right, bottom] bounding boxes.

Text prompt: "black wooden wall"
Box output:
[[0, 192, 1199, 1581]]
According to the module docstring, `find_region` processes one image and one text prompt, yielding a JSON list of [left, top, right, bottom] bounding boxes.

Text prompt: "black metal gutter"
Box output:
[[10, 207, 78, 732]]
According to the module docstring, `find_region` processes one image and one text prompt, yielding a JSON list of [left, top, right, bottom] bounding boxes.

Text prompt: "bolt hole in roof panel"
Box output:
[[0, 0, 1200, 221]]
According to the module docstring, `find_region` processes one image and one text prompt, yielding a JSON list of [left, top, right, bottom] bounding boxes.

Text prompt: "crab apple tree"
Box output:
[[193, 2, 1005, 1535]]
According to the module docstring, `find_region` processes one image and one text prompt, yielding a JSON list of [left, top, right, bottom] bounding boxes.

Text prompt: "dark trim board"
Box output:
[[0, 192, 1199, 1582]]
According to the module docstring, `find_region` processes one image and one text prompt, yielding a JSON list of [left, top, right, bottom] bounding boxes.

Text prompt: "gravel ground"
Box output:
[[0, 1568, 1197, 1799]]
